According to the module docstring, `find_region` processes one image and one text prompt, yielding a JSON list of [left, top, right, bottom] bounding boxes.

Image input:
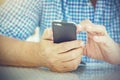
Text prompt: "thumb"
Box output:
[[42, 28, 53, 40]]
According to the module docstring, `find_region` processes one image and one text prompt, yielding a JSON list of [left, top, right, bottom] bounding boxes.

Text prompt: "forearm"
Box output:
[[0, 35, 41, 67]]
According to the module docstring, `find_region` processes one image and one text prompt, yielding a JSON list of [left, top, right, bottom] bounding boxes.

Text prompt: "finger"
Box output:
[[86, 36, 95, 56], [93, 35, 115, 47], [54, 40, 85, 53], [76, 24, 85, 33], [80, 19, 93, 27], [86, 25, 107, 35], [41, 28, 53, 40], [62, 56, 82, 71], [87, 34, 103, 57], [86, 32, 94, 39], [80, 19, 107, 35], [84, 33, 96, 56], [93, 36, 108, 43], [83, 32, 90, 55], [83, 46, 87, 55], [58, 48, 83, 62], [85, 33, 106, 60], [90, 37, 104, 60]]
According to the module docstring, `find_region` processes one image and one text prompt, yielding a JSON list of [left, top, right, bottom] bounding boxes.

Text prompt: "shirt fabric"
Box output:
[[0, 0, 120, 63]]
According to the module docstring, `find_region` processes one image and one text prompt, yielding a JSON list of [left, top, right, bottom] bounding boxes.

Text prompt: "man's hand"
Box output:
[[77, 20, 120, 64], [38, 28, 84, 72]]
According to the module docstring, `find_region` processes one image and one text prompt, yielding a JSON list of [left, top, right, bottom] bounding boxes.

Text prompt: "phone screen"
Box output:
[[52, 21, 76, 43]]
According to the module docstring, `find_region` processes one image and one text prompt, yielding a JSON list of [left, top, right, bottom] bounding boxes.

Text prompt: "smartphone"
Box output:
[[52, 20, 76, 43]]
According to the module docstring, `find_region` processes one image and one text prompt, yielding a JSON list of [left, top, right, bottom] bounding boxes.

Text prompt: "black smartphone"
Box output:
[[52, 20, 76, 43]]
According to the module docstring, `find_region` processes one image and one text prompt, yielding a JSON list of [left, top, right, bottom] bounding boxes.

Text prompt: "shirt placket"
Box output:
[[93, 0, 106, 24]]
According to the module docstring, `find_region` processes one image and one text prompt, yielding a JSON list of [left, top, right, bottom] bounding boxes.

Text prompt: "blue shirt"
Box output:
[[0, 0, 120, 63]]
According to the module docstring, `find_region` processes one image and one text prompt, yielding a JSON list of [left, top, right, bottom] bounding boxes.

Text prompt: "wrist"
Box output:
[[22, 42, 42, 67], [107, 42, 120, 64], [31, 42, 48, 67], [38, 42, 50, 67]]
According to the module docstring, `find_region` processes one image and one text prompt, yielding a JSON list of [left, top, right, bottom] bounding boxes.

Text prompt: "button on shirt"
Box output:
[[0, 0, 120, 63]]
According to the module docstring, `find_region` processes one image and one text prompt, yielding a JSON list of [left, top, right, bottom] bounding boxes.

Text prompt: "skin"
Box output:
[[77, 20, 120, 64], [0, 0, 120, 73], [0, 28, 84, 72], [0, 0, 83, 73]]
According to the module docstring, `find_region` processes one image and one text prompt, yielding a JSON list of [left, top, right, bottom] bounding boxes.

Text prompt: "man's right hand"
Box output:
[[38, 28, 84, 72]]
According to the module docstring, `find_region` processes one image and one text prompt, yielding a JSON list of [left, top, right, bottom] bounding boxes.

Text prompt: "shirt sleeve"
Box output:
[[0, 0, 42, 40]]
